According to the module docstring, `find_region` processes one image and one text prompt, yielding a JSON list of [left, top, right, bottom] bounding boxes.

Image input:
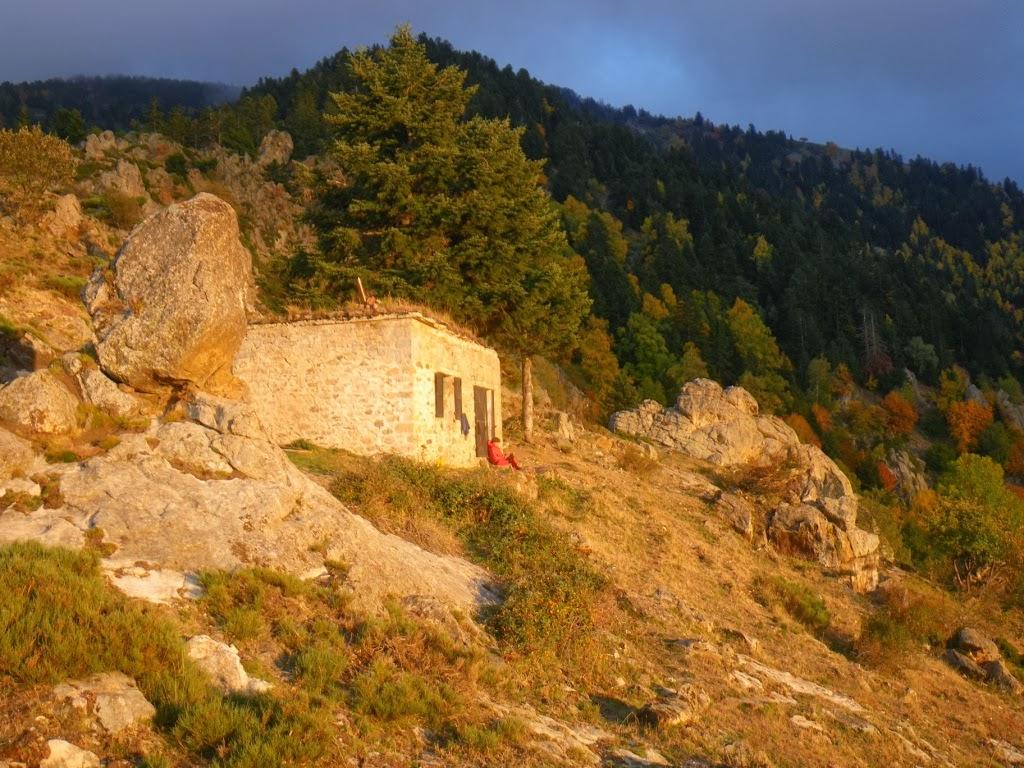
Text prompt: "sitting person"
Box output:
[[486, 436, 522, 470]]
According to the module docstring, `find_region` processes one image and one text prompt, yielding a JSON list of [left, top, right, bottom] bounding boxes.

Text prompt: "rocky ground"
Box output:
[[1, 132, 1023, 767]]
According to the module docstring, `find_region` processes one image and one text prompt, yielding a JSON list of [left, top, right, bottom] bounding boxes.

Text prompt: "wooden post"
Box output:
[[522, 355, 534, 443], [356, 277, 368, 304]]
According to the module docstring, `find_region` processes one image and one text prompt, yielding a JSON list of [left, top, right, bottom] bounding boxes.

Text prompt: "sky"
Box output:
[[3, 0, 1023, 182]]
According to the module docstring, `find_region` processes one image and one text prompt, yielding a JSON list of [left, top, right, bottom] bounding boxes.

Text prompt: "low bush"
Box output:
[[303, 451, 610, 672], [617, 444, 659, 475], [0, 542, 331, 766], [752, 575, 831, 633], [43, 274, 87, 300], [854, 581, 956, 667]]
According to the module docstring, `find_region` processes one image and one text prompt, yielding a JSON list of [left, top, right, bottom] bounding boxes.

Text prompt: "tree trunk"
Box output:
[[522, 355, 534, 443]]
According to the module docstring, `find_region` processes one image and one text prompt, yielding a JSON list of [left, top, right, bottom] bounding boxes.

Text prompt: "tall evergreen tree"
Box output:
[[310, 26, 590, 440]]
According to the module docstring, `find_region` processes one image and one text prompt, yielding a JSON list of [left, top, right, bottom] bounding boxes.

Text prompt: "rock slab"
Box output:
[[186, 635, 272, 695], [39, 741, 99, 768], [53, 672, 156, 734]]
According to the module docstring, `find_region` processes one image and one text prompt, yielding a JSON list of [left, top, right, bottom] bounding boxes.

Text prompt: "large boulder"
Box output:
[[611, 379, 880, 590], [0, 369, 79, 435], [946, 626, 1024, 695], [86, 193, 254, 395]]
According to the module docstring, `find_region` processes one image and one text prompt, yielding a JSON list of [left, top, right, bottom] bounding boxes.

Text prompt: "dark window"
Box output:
[[434, 372, 445, 417]]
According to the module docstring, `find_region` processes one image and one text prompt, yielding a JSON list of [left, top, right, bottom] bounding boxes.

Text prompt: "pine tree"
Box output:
[[310, 26, 590, 441]]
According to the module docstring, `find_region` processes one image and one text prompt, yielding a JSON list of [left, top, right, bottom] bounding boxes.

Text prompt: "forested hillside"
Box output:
[[8, 37, 1024, 407], [0, 76, 239, 140], [237, 36, 1024, 402]]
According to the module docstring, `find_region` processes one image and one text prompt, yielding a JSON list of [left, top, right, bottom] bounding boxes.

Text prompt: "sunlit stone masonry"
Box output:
[[234, 312, 502, 467]]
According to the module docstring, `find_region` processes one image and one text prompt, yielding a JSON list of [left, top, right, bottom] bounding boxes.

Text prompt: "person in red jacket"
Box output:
[[486, 437, 522, 470]]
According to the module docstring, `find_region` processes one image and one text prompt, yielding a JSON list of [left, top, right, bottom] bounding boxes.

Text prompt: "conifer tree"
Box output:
[[310, 26, 590, 440]]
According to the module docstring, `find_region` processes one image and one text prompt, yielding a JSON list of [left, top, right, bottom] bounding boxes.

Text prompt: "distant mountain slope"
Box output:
[[0, 75, 240, 132]]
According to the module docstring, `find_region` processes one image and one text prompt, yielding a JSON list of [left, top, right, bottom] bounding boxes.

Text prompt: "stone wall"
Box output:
[[233, 314, 501, 467]]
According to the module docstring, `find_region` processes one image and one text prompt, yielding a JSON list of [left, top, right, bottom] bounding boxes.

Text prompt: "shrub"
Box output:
[[1008, 440, 1024, 479], [998, 375, 1024, 405], [165, 152, 188, 177], [924, 442, 957, 473], [104, 190, 145, 229], [979, 421, 1013, 466], [43, 274, 87, 300], [617, 444, 659, 474], [752, 575, 830, 633], [855, 581, 955, 667], [0, 126, 78, 195], [454, 717, 527, 752], [317, 453, 609, 667], [0, 543, 330, 766], [349, 658, 456, 726], [810, 402, 833, 433], [784, 413, 821, 447], [915, 455, 1024, 586]]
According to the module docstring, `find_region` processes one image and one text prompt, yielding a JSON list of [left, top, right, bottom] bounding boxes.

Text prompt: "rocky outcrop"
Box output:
[[53, 672, 155, 734], [611, 379, 880, 590], [97, 159, 148, 200], [44, 194, 82, 238], [996, 390, 1024, 433], [258, 129, 294, 167], [61, 354, 145, 419], [186, 635, 272, 695], [946, 627, 1024, 695], [86, 193, 254, 395], [0, 391, 494, 613], [885, 449, 929, 501], [610, 383, 796, 466], [83, 130, 119, 161], [0, 370, 79, 434]]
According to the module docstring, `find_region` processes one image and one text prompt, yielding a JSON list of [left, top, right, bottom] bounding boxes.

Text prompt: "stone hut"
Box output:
[[233, 313, 501, 467]]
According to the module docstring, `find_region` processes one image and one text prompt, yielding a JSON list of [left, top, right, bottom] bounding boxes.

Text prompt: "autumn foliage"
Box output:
[[881, 391, 918, 437], [877, 461, 899, 492], [810, 403, 832, 433], [1007, 440, 1024, 478], [946, 400, 994, 454], [784, 413, 821, 447]]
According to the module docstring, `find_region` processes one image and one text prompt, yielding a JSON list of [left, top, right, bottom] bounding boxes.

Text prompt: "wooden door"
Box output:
[[473, 386, 491, 457]]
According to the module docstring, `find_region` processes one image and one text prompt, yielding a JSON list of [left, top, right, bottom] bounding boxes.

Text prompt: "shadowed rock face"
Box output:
[[86, 193, 254, 396], [610, 379, 880, 590]]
